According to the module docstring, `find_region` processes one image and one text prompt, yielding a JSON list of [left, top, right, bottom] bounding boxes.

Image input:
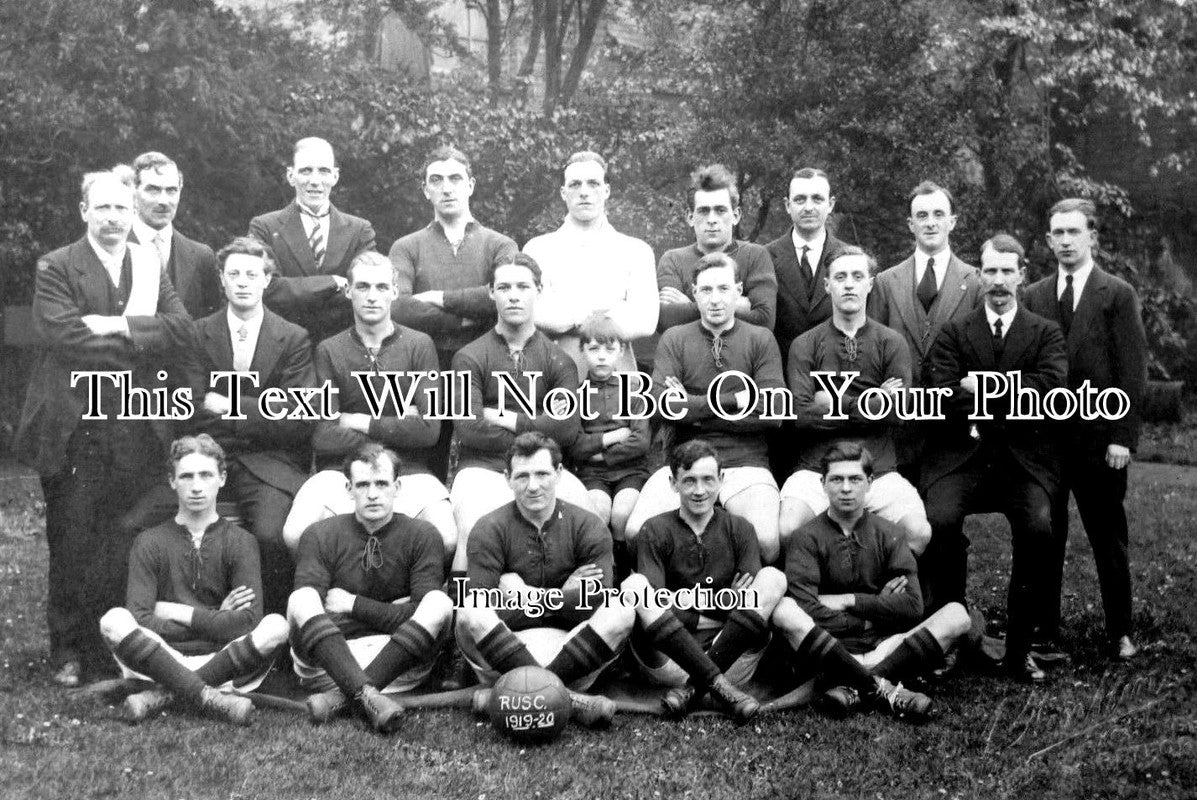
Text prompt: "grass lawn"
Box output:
[[1, 461, 1194, 800]]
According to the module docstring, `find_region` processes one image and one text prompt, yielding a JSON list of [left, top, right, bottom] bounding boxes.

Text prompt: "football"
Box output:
[[487, 666, 571, 744]]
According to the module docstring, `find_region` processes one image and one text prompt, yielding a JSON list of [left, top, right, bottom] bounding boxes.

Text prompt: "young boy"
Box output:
[[569, 315, 652, 549]]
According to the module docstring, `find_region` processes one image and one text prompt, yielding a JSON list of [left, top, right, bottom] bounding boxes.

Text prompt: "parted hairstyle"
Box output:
[[343, 442, 403, 482], [1049, 198, 1098, 230], [577, 313, 626, 349], [423, 145, 472, 180], [692, 251, 741, 284], [487, 251, 543, 288], [981, 233, 1026, 266], [505, 431, 563, 473], [348, 250, 399, 285], [217, 236, 278, 277], [133, 151, 182, 187], [170, 434, 226, 476], [819, 440, 875, 478], [908, 180, 954, 214]]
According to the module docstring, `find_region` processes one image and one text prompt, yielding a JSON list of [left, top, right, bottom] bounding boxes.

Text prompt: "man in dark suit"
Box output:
[[921, 233, 1067, 683], [1024, 198, 1147, 661], [16, 171, 194, 685], [123, 237, 316, 614], [249, 137, 376, 345], [128, 151, 222, 319], [765, 167, 852, 365]]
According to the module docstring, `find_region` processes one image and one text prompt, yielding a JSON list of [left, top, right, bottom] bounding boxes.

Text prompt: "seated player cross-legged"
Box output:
[[456, 433, 634, 728], [287, 444, 453, 734], [626, 252, 786, 562], [449, 253, 595, 578], [771, 442, 971, 722], [626, 440, 787, 723], [282, 251, 457, 561], [99, 435, 289, 726], [779, 246, 932, 556]]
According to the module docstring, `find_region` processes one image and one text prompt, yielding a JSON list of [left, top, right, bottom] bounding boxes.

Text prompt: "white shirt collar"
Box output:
[[1057, 260, 1094, 307], [133, 219, 173, 246], [984, 303, 1017, 336], [915, 248, 951, 287], [227, 306, 265, 337], [791, 228, 827, 272], [559, 215, 610, 236]]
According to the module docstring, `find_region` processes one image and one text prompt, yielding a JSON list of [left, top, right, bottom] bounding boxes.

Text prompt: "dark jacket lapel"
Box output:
[[250, 310, 287, 377], [997, 307, 1034, 371], [279, 203, 318, 276], [322, 205, 352, 275]]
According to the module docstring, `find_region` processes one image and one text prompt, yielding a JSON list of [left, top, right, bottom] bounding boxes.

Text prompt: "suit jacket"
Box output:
[[189, 308, 315, 493], [129, 228, 221, 319], [869, 253, 982, 385], [248, 201, 376, 344], [15, 238, 193, 476], [766, 229, 851, 365], [922, 305, 1067, 496], [1023, 266, 1147, 450]]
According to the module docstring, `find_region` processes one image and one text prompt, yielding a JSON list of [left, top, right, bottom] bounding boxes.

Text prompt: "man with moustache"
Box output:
[[525, 150, 658, 374], [249, 136, 376, 344], [128, 151, 222, 319], [1024, 198, 1147, 662], [921, 234, 1067, 683], [766, 167, 853, 365], [16, 170, 193, 685]]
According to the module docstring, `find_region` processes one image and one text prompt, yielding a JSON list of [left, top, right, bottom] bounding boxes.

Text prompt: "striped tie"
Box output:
[[303, 208, 329, 268]]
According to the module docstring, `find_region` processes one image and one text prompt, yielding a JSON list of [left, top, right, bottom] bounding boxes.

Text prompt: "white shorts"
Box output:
[[290, 634, 438, 694], [780, 470, 926, 524], [631, 615, 769, 687], [114, 628, 271, 692], [456, 619, 619, 692]]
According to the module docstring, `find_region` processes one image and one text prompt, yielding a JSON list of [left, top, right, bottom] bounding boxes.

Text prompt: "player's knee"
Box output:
[[902, 516, 932, 555], [779, 500, 815, 541], [99, 607, 136, 645], [771, 598, 813, 636], [286, 587, 322, 624], [255, 614, 291, 651], [417, 590, 455, 628], [752, 566, 788, 607], [939, 602, 972, 638], [456, 606, 498, 639]]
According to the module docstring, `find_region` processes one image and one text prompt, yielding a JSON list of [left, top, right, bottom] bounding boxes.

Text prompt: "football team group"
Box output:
[[15, 136, 1146, 733]]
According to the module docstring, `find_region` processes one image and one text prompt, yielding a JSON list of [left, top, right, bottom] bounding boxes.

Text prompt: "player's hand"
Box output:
[[959, 375, 978, 395], [339, 412, 372, 432], [734, 389, 751, 411], [412, 290, 445, 308], [663, 375, 687, 395], [324, 587, 356, 614], [563, 564, 604, 594], [332, 275, 349, 292], [1106, 444, 1131, 470], [880, 576, 908, 596], [818, 593, 854, 611], [203, 392, 232, 416], [81, 314, 126, 336], [603, 427, 632, 448], [482, 407, 516, 431], [880, 377, 905, 396], [659, 287, 690, 305], [220, 585, 256, 611], [812, 390, 833, 414], [730, 572, 754, 592]]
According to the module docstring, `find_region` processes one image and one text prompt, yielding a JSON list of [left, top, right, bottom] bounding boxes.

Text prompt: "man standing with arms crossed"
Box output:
[[525, 150, 658, 374], [1024, 199, 1147, 662]]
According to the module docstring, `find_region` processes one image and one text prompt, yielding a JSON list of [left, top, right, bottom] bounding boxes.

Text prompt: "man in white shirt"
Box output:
[[524, 151, 658, 374], [128, 151, 221, 318]]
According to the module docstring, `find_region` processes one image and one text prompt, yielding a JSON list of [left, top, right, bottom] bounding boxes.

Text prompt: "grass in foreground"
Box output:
[[0, 463, 1194, 800]]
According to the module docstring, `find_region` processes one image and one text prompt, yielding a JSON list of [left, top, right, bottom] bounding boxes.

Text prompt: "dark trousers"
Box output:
[[923, 450, 1054, 659], [1039, 443, 1132, 641], [41, 422, 161, 674], [121, 459, 300, 615]]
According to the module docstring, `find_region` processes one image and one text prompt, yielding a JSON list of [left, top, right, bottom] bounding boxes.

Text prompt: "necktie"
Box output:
[[234, 324, 251, 372], [304, 209, 328, 267], [917, 256, 937, 312], [801, 246, 817, 298], [152, 230, 169, 270], [1059, 274, 1074, 336], [992, 317, 1005, 359]]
